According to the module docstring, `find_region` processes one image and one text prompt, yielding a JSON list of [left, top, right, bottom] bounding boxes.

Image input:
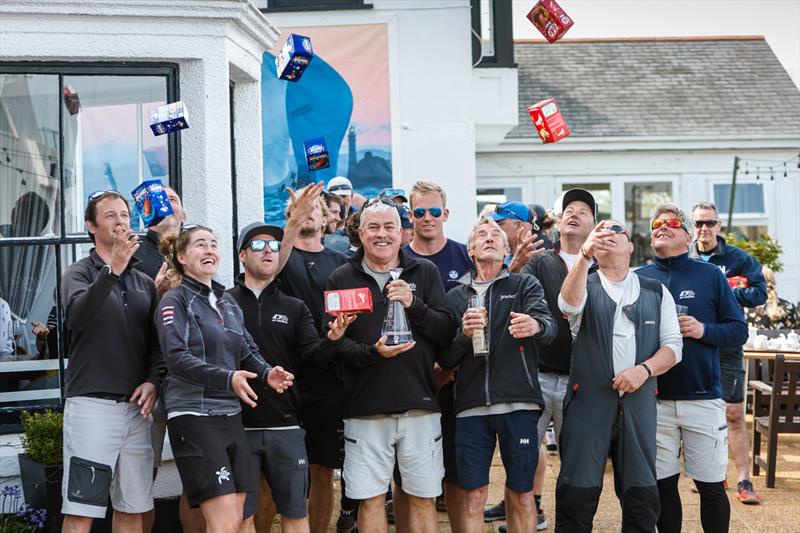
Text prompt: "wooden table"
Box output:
[[743, 350, 800, 361]]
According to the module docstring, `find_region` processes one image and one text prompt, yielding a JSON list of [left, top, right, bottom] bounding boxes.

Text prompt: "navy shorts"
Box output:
[[455, 409, 540, 493], [299, 383, 344, 469], [720, 349, 745, 404], [243, 428, 309, 519], [440, 383, 459, 485]]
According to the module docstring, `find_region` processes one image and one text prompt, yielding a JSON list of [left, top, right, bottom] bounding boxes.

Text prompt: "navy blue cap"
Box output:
[[397, 205, 413, 229]]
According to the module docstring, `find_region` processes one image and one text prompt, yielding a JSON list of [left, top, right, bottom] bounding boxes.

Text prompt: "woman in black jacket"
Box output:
[[156, 225, 294, 533]]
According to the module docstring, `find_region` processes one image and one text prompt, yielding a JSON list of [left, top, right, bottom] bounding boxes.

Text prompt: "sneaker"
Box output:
[[537, 509, 549, 530], [499, 525, 507, 533], [336, 510, 356, 532], [484, 500, 506, 522], [546, 426, 558, 455], [435, 494, 447, 513], [737, 479, 760, 505]]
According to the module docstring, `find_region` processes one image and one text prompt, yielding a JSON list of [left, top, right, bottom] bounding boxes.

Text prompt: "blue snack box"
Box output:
[[304, 137, 330, 171], [276, 33, 314, 82], [132, 179, 174, 227], [149, 101, 189, 136]]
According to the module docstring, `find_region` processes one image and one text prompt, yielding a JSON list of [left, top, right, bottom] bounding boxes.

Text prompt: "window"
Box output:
[[472, 0, 514, 67], [713, 183, 765, 215], [477, 186, 523, 216], [625, 182, 672, 266], [0, 64, 179, 418], [562, 182, 612, 220]]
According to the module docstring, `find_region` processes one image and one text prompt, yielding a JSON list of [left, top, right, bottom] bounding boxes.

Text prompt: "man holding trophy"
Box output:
[[323, 198, 454, 533]]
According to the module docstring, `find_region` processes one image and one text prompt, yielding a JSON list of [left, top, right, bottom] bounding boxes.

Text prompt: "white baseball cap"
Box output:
[[327, 176, 353, 197]]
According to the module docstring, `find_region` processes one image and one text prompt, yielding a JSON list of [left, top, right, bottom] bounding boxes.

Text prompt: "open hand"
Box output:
[[327, 313, 357, 341], [287, 182, 324, 222], [508, 311, 540, 338], [508, 227, 544, 273], [267, 366, 294, 393], [109, 227, 139, 275], [582, 221, 616, 258], [375, 336, 415, 358]]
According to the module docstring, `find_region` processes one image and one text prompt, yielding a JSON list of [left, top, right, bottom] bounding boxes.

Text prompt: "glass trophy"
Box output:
[[381, 268, 414, 345]]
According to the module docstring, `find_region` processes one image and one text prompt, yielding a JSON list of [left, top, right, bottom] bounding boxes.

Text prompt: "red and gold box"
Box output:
[[527, 0, 574, 43], [728, 276, 749, 289], [528, 98, 570, 144], [324, 288, 373, 314]]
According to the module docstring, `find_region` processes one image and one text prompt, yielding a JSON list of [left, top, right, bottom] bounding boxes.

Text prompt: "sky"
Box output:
[[512, 0, 800, 88]]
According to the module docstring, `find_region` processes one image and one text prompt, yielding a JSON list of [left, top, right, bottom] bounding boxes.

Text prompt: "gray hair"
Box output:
[[691, 201, 718, 217], [359, 201, 400, 228], [651, 203, 691, 234], [467, 217, 510, 258]]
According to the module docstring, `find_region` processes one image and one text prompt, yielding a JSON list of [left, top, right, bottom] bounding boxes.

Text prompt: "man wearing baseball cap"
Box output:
[[379, 188, 409, 206], [487, 201, 544, 274], [229, 222, 351, 533]]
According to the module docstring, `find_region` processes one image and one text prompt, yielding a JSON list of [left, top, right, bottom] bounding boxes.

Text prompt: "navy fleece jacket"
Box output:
[[637, 253, 747, 400], [689, 236, 767, 309]]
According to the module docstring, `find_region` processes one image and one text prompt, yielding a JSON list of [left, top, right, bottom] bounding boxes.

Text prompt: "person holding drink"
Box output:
[[440, 217, 556, 533]]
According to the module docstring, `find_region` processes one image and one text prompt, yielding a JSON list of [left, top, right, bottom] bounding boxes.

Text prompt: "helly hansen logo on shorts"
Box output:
[[272, 314, 289, 324], [679, 290, 695, 299], [162, 306, 175, 325], [520, 437, 530, 445]]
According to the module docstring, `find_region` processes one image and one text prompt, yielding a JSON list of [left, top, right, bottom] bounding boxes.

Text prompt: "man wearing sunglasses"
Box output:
[[689, 201, 767, 505], [556, 218, 682, 532], [228, 222, 352, 533], [638, 204, 748, 533], [403, 180, 473, 531]]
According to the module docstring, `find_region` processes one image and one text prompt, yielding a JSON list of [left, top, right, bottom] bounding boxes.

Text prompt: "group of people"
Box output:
[[57, 176, 772, 533]]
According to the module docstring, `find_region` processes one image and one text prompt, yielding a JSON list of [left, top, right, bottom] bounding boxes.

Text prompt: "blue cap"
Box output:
[[397, 205, 413, 229], [380, 188, 408, 202], [488, 201, 533, 224]]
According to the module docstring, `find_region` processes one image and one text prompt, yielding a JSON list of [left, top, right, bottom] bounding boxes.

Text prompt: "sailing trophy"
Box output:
[[381, 268, 414, 345]]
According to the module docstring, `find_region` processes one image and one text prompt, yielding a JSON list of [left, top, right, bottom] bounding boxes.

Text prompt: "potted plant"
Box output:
[[17, 410, 63, 532]]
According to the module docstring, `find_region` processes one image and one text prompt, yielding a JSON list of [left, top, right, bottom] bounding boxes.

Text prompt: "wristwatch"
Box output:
[[639, 362, 653, 377], [103, 264, 119, 278]]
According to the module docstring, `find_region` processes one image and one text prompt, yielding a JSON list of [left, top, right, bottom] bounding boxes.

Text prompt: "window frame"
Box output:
[[0, 62, 181, 423], [710, 180, 767, 219], [472, 0, 516, 68]]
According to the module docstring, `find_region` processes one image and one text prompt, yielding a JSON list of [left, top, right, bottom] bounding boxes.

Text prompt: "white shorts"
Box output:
[[656, 398, 728, 483], [62, 397, 154, 518], [343, 411, 443, 500]]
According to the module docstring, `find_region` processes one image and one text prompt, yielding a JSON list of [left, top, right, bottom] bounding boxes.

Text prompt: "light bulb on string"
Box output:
[[770, 166, 774, 181], [756, 168, 760, 180], [745, 162, 749, 175], [784, 162, 788, 178]]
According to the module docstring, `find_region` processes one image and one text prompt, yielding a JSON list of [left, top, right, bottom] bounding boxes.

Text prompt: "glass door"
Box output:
[[625, 182, 672, 266]]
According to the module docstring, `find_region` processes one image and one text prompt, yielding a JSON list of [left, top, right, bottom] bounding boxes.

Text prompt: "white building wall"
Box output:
[[261, 0, 478, 242], [477, 136, 800, 300], [0, 0, 279, 498]]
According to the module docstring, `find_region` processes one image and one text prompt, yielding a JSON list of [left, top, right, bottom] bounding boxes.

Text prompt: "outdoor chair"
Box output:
[[750, 354, 800, 488]]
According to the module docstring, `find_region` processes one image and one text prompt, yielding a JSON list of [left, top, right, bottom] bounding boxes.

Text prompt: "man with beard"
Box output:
[[277, 188, 350, 532], [324, 198, 453, 533]]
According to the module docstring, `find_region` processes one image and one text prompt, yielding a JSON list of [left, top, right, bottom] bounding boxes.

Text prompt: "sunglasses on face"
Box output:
[[650, 218, 685, 231], [412, 207, 443, 219], [603, 224, 629, 238], [248, 239, 280, 253], [693, 219, 719, 228]]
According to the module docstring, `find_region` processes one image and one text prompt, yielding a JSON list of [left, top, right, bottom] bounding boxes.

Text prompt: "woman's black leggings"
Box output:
[[657, 474, 730, 533]]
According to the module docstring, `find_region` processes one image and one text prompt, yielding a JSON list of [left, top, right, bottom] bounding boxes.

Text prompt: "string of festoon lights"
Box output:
[[739, 153, 800, 181]]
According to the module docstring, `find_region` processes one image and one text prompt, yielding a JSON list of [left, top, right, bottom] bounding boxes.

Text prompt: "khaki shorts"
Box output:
[[343, 411, 443, 500], [656, 398, 728, 483], [62, 397, 154, 518]]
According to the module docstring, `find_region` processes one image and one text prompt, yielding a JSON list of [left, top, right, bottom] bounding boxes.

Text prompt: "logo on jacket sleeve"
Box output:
[[678, 290, 695, 300], [272, 314, 289, 324], [162, 306, 175, 325]]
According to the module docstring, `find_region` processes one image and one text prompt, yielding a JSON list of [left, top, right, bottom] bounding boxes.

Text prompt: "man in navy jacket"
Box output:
[[690, 201, 767, 505], [638, 204, 747, 533]]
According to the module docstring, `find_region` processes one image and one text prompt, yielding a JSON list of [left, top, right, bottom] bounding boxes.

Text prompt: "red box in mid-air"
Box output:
[[528, 99, 570, 144], [527, 0, 574, 43]]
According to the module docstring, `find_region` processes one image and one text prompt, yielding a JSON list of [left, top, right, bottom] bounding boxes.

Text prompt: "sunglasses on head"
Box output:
[[380, 188, 406, 199], [650, 218, 685, 231], [693, 219, 719, 228], [181, 224, 213, 234], [247, 239, 280, 253], [363, 197, 397, 210], [412, 207, 443, 219], [87, 190, 124, 202], [329, 184, 352, 194], [495, 205, 528, 223]]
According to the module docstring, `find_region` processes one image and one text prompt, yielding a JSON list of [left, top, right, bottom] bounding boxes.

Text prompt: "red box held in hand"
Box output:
[[728, 276, 749, 289], [325, 288, 373, 315], [528, 98, 570, 144], [527, 0, 574, 43]]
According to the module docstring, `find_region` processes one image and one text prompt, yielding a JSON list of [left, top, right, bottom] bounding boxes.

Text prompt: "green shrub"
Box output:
[[725, 233, 783, 273], [20, 410, 63, 466]]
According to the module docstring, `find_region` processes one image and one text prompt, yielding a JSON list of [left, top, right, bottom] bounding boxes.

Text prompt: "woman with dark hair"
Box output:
[[156, 225, 294, 533]]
